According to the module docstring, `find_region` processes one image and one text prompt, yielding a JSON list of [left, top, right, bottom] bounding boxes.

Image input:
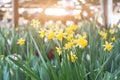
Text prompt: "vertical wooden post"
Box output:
[[12, 0, 18, 28], [102, 0, 113, 28]]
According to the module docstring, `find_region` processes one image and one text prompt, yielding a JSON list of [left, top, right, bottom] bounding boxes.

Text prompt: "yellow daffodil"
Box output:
[[56, 47, 62, 55], [68, 51, 78, 62], [70, 25, 78, 31], [103, 41, 113, 51], [17, 38, 25, 46], [31, 19, 40, 28], [47, 31, 55, 40], [64, 34, 73, 41], [111, 37, 116, 42], [98, 31, 108, 40], [65, 27, 74, 35], [109, 29, 115, 34], [76, 36, 88, 48], [69, 41, 74, 47], [98, 30, 104, 36], [56, 32, 65, 41], [102, 33, 107, 40], [39, 30, 45, 38], [64, 42, 72, 50]]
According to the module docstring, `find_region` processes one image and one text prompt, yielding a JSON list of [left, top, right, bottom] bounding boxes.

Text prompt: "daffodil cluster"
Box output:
[[98, 30, 108, 40], [38, 25, 88, 62], [98, 28, 116, 52], [30, 20, 118, 63]]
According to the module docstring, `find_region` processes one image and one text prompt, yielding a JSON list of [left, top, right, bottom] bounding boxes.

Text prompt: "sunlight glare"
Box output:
[[45, 8, 68, 16]]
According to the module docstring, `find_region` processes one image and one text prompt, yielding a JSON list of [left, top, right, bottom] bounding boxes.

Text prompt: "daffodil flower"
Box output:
[[68, 51, 78, 63], [31, 19, 40, 28], [109, 29, 115, 34], [103, 41, 113, 51], [56, 47, 62, 55], [17, 38, 25, 46], [46, 31, 55, 40], [39, 29, 46, 38], [111, 37, 116, 41], [76, 36, 88, 48]]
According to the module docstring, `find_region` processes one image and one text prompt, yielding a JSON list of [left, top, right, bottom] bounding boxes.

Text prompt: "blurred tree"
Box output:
[[100, 0, 113, 28]]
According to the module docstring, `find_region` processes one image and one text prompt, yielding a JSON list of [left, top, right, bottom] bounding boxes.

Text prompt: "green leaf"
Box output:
[[3, 64, 10, 80], [8, 57, 41, 80]]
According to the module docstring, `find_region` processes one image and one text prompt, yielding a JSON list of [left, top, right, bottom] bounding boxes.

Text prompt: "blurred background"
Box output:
[[0, 0, 120, 27]]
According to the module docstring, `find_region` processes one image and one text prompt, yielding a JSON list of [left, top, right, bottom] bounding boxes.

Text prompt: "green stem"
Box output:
[[95, 51, 114, 80]]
